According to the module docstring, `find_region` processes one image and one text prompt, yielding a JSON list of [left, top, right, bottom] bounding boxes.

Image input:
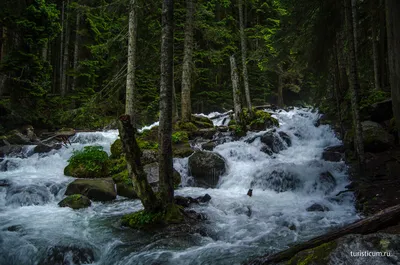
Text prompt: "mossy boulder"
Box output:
[[191, 115, 214, 129], [64, 146, 109, 178], [65, 179, 116, 201], [362, 121, 395, 152], [110, 139, 123, 158], [58, 194, 91, 209], [3, 129, 36, 145], [173, 142, 194, 158], [112, 170, 137, 199], [121, 204, 184, 229], [285, 241, 337, 265], [174, 121, 198, 132], [188, 151, 226, 188], [247, 110, 279, 131]]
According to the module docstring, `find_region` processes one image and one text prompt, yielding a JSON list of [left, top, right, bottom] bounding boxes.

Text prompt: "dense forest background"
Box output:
[[0, 0, 397, 135]]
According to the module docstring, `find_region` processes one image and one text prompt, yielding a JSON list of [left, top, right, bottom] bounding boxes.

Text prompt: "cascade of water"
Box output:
[[0, 108, 358, 265]]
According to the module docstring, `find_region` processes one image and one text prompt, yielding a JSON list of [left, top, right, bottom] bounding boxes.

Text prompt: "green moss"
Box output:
[[110, 139, 123, 158], [112, 169, 131, 185], [64, 146, 109, 178], [172, 142, 194, 158], [228, 119, 236, 126], [139, 126, 159, 142], [108, 156, 127, 175], [174, 121, 198, 132], [137, 137, 159, 150], [286, 241, 337, 265], [164, 203, 184, 224], [172, 131, 189, 144], [191, 115, 214, 128], [121, 210, 164, 229], [248, 110, 279, 130], [58, 194, 91, 209], [360, 90, 390, 109]]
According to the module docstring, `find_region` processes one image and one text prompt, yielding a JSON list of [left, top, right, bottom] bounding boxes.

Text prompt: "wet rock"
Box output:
[[322, 147, 344, 162], [40, 245, 95, 265], [0, 145, 23, 158], [2, 128, 38, 145], [58, 194, 91, 209], [141, 149, 158, 165], [260, 131, 286, 154], [202, 141, 216, 151], [216, 126, 229, 132], [191, 128, 217, 140], [361, 98, 393, 122], [143, 162, 182, 191], [362, 121, 395, 152], [324, 144, 345, 153], [188, 151, 226, 188], [0, 179, 10, 187], [197, 193, 212, 203], [278, 131, 291, 147], [33, 143, 62, 154], [306, 203, 330, 212], [5, 185, 52, 206], [260, 145, 273, 156], [313, 172, 337, 194], [252, 169, 301, 192], [174, 196, 197, 207], [6, 225, 23, 232], [65, 179, 116, 201]]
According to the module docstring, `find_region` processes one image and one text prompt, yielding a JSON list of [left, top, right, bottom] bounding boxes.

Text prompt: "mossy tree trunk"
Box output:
[[118, 115, 162, 212], [72, 11, 80, 92], [386, 0, 400, 138], [181, 0, 194, 122], [345, 0, 365, 171], [158, 0, 175, 204], [230, 55, 243, 125]]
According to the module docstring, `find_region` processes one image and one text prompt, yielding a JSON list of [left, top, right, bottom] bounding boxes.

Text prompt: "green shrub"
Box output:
[[65, 146, 109, 178], [172, 131, 189, 144]]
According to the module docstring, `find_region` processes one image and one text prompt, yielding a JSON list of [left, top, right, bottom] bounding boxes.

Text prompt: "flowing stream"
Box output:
[[0, 108, 359, 265]]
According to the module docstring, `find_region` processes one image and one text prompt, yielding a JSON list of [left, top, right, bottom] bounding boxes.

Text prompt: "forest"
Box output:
[[1, 0, 400, 264]]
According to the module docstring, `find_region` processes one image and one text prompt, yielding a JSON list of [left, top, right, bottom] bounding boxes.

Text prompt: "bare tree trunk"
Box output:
[[380, 0, 388, 89], [230, 55, 243, 124], [277, 75, 283, 108], [0, 74, 6, 96], [172, 74, 179, 123], [59, 0, 65, 95], [118, 115, 162, 212], [386, 0, 400, 138], [181, 0, 194, 122], [0, 27, 5, 62], [351, 0, 358, 56], [72, 12, 80, 91], [158, 0, 174, 204], [61, 0, 70, 97], [238, 0, 252, 117], [126, 0, 138, 125], [372, 17, 381, 90], [345, 0, 365, 171]]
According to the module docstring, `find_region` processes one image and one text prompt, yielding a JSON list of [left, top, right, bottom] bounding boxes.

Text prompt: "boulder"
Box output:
[[260, 131, 286, 153], [5, 185, 52, 206], [63, 146, 109, 178], [191, 128, 217, 140], [322, 145, 344, 162], [58, 194, 91, 209], [313, 172, 337, 194], [143, 162, 182, 190], [188, 151, 226, 188], [141, 150, 158, 165], [33, 143, 62, 154], [251, 169, 301, 192], [0, 145, 23, 158], [362, 121, 395, 152], [65, 179, 116, 201], [361, 98, 393, 122], [2, 128, 39, 145], [306, 203, 330, 212], [111, 170, 137, 199], [40, 245, 95, 265], [172, 143, 194, 158], [278, 131, 291, 147], [0, 179, 11, 187], [202, 141, 216, 151]]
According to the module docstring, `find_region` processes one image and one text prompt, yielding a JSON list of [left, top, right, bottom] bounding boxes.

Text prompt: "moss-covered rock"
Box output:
[[112, 169, 137, 199], [110, 139, 123, 158], [248, 110, 279, 131], [121, 203, 184, 229], [173, 142, 194, 158], [286, 241, 337, 265], [58, 194, 91, 209], [64, 146, 109, 178], [174, 121, 198, 132], [191, 115, 214, 129], [362, 121, 395, 152], [65, 179, 116, 201], [172, 131, 189, 144], [188, 151, 226, 188]]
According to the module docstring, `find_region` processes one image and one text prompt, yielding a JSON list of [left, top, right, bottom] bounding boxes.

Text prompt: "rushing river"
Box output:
[[0, 108, 359, 265]]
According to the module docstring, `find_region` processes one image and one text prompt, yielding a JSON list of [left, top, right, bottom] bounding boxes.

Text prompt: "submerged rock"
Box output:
[[313, 172, 337, 194], [58, 194, 91, 209], [322, 144, 345, 162], [0, 179, 11, 187], [0, 145, 23, 158], [40, 245, 95, 265], [306, 203, 330, 212], [188, 151, 226, 188], [251, 169, 301, 192], [260, 131, 287, 154], [65, 179, 116, 201], [33, 143, 62, 154], [5, 185, 52, 206]]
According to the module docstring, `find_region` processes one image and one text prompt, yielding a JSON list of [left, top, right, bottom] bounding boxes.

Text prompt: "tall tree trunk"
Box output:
[[61, 0, 70, 97], [238, 0, 252, 116], [351, 0, 358, 56], [0, 27, 5, 62], [345, 0, 365, 171], [172, 74, 179, 123], [59, 0, 65, 95], [181, 0, 194, 122], [372, 16, 381, 90], [230, 55, 242, 124], [386, 0, 400, 138], [72, 12, 80, 92], [277, 65, 284, 108], [380, 0, 388, 89], [118, 115, 162, 213], [126, 0, 138, 125], [158, 0, 174, 204]]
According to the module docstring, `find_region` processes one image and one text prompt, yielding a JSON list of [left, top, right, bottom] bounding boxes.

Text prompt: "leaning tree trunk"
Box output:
[[158, 0, 175, 204], [238, 0, 252, 117], [345, 0, 365, 171], [118, 115, 162, 213], [181, 0, 195, 122], [61, 0, 70, 97], [386, 0, 400, 138], [230, 55, 243, 124], [126, 0, 138, 125], [72, 11, 80, 91]]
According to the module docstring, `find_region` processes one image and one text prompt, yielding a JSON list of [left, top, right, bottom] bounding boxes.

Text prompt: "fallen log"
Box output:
[[245, 204, 400, 265]]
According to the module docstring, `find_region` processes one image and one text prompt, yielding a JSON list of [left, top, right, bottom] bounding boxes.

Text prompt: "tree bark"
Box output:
[[372, 15, 381, 90], [386, 0, 400, 138], [61, 1, 70, 97], [345, 0, 365, 171], [277, 72, 283, 108], [181, 0, 194, 122], [351, 0, 358, 56], [158, 0, 174, 204], [72, 11, 80, 91], [380, 0, 388, 89], [238, 0, 252, 116], [118, 115, 162, 212], [126, 0, 138, 125], [59, 0, 65, 95], [0, 27, 5, 62], [230, 55, 243, 124], [246, 204, 400, 265]]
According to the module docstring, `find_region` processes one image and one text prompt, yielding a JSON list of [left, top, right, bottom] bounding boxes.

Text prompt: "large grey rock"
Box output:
[[143, 162, 182, 190], [251, 169, 301, 193], [65, 179, 116, 201], [362, 121, 395, 152], [260, 131, 287, 154], [188, 151, 226, 188]]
